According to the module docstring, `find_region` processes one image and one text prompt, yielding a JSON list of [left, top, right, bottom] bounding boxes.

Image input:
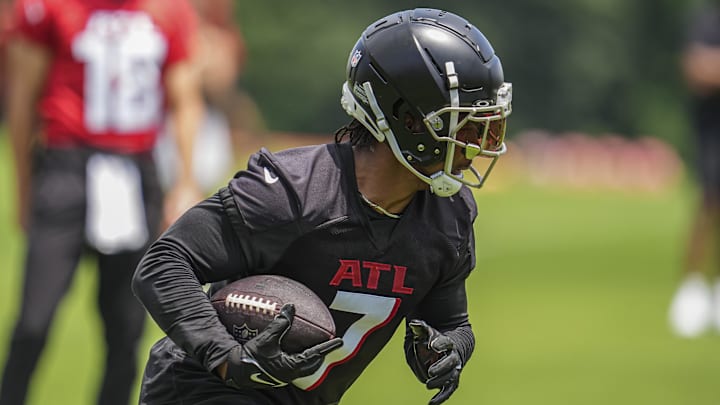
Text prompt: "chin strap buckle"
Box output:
[[429, 172, 463, 197]]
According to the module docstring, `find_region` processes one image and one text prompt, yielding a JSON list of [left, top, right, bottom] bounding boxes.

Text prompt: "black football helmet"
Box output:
[[341, 8, 512, 197]]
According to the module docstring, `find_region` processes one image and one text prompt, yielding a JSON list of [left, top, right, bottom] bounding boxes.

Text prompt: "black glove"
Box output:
[[224, 303, 343, 389], [408, 319, 463, 405]]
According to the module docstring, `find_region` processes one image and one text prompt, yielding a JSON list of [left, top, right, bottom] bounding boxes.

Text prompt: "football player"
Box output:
[[669, 2, 720, 338], [133, 8, 512, 405], [1, 0, 204, 404]]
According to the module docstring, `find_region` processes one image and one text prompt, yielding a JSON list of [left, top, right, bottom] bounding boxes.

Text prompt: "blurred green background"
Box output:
[[235, 0, 697, 157], [3, 0, 720, 404]]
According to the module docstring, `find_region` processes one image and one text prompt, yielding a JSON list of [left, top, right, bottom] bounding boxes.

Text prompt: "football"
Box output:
[[210, 274, 336, 353]]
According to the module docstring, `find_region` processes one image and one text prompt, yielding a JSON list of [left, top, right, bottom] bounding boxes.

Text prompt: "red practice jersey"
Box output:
[[12, 0, 197, 153]]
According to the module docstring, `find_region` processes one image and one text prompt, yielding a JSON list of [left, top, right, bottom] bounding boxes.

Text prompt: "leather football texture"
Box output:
[[211, 275, 336, 353]]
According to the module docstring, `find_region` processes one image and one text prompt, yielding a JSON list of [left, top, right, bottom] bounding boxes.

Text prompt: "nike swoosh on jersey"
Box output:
[[250, 372, 285, 387], [263, 166, 279, 184]]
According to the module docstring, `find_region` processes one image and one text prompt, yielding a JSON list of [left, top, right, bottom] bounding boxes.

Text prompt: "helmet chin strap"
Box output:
[[429, 172, 463, 197], [428, 62, 463, 197]]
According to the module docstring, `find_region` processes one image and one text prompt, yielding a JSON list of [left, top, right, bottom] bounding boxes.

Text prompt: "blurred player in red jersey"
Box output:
[[154, 0, 246, 194], [0, 0, 204, 404]]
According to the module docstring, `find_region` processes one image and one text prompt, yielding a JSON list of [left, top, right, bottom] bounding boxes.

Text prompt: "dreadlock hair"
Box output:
[[334, 119, 378, 149]]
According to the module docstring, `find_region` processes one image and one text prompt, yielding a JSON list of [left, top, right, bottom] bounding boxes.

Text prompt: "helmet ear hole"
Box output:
[[403, 113, 423, 133], [404, 114, 413, 131]]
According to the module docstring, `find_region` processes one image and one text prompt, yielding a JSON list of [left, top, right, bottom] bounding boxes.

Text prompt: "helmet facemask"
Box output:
[[419, 64, 512, 196]]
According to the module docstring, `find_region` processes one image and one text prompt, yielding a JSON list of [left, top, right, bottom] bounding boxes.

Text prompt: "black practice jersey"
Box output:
[[133, 142, 477, 404]]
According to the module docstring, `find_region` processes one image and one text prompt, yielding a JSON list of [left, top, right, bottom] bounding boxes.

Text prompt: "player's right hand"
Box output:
[[408, 319, 463, 405], [223, 303, 343, 389]]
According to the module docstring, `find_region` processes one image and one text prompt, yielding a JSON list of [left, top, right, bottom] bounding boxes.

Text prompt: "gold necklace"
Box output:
[[359, 193, 401, 219]]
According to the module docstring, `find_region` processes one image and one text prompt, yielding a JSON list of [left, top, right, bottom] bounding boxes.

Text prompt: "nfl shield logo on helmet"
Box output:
[[350, 49, 362, 68], [232, 323, 259, 343]]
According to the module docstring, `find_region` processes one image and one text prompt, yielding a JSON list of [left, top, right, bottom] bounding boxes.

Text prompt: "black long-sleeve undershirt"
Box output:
[[132, 195, 245, 372]]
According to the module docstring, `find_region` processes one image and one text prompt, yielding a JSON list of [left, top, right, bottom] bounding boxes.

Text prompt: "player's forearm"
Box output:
[[7, 38, 49, 228], [161, 60, 205, 227], [8, 110, 34, 231], [166, 61, 204, 183], [132, 236, 237, 371], [132, 196, 247, 371], [171, 99, 203, 183], [8, 82, 36, 179], [8, 103, 34, 196]]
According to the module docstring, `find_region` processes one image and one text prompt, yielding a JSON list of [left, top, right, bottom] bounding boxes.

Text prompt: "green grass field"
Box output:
[[2, 133, 720, 405]]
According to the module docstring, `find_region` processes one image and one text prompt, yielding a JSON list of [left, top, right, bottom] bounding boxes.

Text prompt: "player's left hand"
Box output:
[[163, 180, 203, 229], [409, 319, 462, 405]]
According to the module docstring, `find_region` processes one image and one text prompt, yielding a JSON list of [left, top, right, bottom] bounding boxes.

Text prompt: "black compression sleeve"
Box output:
[[405, 247, 475, 366], [132, 194, 248, 372]]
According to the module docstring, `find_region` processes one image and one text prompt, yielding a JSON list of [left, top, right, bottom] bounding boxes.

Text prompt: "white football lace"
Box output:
[[225, 294, 278, 315]]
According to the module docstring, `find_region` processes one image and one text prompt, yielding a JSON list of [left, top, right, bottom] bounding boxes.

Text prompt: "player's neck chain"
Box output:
[[359, 193, 402, 219]]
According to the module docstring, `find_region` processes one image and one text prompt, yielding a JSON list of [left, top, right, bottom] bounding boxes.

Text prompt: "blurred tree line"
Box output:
[[235, 0, 704, 157]]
